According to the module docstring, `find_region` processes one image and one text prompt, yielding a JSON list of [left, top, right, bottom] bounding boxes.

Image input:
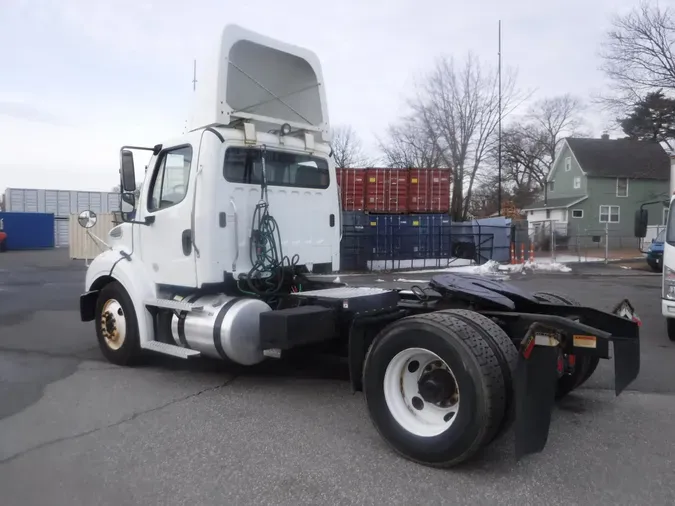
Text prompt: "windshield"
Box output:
[[223, 147, 329, 189]]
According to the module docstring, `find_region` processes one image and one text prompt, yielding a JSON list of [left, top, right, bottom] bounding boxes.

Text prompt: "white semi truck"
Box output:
[[79, 24, 641, 468]]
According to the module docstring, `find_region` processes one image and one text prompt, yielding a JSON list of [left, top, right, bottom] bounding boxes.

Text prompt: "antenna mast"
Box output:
[[192, 59, 198, 91], [497, 19, 502, 217]]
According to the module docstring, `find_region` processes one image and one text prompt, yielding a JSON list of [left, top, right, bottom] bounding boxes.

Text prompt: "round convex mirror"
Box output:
[[78, 210, 98, 229]]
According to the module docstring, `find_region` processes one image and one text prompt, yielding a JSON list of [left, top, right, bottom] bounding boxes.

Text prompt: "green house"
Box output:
[[522, 136, 670, 249]]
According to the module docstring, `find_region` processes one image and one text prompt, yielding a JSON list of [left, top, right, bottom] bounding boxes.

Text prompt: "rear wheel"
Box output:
[[363, 310, 506, 467], [533, 291, 600, 399]]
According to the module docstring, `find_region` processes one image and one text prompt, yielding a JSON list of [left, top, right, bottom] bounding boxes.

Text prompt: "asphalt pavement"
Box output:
[[1, 250, 674, 506]]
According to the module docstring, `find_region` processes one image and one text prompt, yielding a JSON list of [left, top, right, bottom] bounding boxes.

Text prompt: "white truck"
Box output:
[[79, 24, 641, 468]]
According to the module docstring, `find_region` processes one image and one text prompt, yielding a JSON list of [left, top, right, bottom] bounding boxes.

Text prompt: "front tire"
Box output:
[[667, 318, 675, 342], [95, 281, 141, 366], [363, 311, 506, 468]]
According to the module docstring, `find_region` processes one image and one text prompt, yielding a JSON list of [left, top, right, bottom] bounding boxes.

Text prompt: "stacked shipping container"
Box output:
[[408, 168, 451, 213], [336, 167, 451, 214], [336, 168, 366, 211], [336, 167, 454, 270], [335, 167, 511, 271]]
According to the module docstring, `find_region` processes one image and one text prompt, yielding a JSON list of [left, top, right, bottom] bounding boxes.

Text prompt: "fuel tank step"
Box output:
[[144, 298, 204, 312], [142, 341, 201, 359]]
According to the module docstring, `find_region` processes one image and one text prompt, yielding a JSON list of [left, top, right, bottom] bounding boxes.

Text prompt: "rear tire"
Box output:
[[363, 310, 506, 468], [95, 281, 141, 366], [440, 309, 518, 443], [533, 291, 600, 399]]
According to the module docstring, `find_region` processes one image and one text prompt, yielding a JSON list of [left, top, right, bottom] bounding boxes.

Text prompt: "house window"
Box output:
[[572, 209, 583, 218], [616, 177, 628, 197], [565, 157, 571, 171], [573, 176, 581, 189], [548, 181, 555, 192], [599, 205, 620, 223]]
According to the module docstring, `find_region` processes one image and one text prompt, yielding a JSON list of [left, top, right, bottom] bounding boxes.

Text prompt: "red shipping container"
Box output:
[[337, 168, 367, 211], [365, 168, 408, 213], [408, 168, 451, 213]]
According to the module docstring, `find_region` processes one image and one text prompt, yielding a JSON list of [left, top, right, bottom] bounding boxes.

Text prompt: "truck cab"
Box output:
[[80, 24, 342, 365]]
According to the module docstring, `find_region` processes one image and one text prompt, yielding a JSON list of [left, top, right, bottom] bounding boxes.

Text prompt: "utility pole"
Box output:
[[497, 20, 502, 217]]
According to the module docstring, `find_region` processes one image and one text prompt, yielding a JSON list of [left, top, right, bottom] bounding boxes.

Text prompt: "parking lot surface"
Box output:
[[1, 250, 674, 506]]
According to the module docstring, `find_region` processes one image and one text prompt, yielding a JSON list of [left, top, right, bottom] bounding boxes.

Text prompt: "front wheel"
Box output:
[[667, 318, 675, 342], [363, 311, 506, 468], [95, 281, 141, 365]]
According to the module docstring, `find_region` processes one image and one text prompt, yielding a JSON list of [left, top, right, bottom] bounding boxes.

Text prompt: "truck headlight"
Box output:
[[663, 267, 675, 299]]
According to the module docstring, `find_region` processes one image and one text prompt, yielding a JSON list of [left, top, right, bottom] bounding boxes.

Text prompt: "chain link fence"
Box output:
[[525, 220, 646, 264]]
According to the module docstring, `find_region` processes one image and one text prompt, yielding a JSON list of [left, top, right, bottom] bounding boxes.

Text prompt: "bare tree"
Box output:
[[466, 93, 587, 214], [409, 52, 522, 220], [527, 94, 588, 165], [330, 125, 374, 168], [597, 2, 675, 114], [377, 114, 444, 168]]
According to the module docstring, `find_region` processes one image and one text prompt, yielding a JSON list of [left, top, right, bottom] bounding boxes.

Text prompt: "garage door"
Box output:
[[55, 219, 70, 248]]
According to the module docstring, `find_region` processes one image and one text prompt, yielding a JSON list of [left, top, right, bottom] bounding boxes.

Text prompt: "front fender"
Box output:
[[83, 249, 157, 346]]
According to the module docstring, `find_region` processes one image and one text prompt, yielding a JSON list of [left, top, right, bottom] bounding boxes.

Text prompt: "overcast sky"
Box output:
[[0, 0, 642, 193]]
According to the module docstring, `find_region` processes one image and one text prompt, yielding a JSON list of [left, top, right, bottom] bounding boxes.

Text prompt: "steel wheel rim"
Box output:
[[100, 299, 126, 351], [383, 347, 460, 438]]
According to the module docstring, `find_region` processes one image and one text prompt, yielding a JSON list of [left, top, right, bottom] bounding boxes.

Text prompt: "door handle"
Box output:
[[182, 229, 192, 256], [329, 214, 335, 227]]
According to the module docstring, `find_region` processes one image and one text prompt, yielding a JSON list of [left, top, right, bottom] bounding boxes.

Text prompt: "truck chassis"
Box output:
[[80, 270, 640, 468]]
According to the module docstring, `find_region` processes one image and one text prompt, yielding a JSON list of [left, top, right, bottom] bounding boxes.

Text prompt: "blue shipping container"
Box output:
[[340, 211, 373, 271], [0, 212, 55, 250], [402, 214, 449, 259], [369, 215, 411, 260]]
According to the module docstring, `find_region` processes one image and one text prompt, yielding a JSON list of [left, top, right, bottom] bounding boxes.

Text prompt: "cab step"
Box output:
[[144, 298, 204, 312], [142, 341, 201, 359]]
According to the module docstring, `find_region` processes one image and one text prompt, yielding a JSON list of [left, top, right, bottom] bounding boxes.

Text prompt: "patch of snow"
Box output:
[[394, 278, 432, 283], [399, 259, 572, 275], [333, 276, 341, 283], [375, 278, 386, 282]]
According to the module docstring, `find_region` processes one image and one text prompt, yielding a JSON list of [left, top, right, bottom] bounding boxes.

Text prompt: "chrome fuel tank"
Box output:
[[169, 294, 272, 365]]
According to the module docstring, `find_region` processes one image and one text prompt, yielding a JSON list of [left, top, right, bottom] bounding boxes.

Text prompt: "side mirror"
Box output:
[[120, 150, 136, 192], [634, 209, 648, 238], [121, 193, 135, 206], [120, 193, 135, 222], [77, 210, 98, 229]]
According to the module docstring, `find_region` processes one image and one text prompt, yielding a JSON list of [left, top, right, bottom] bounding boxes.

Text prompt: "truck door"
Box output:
[[139, 143, 198, 287]]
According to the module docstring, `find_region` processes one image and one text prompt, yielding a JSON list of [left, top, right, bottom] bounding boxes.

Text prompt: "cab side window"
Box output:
[[147, 145, 193, 212]]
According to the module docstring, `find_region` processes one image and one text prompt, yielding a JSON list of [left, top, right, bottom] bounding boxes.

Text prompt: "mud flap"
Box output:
[[514, 324, 560, 460], [611, 299, 641, 395]]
